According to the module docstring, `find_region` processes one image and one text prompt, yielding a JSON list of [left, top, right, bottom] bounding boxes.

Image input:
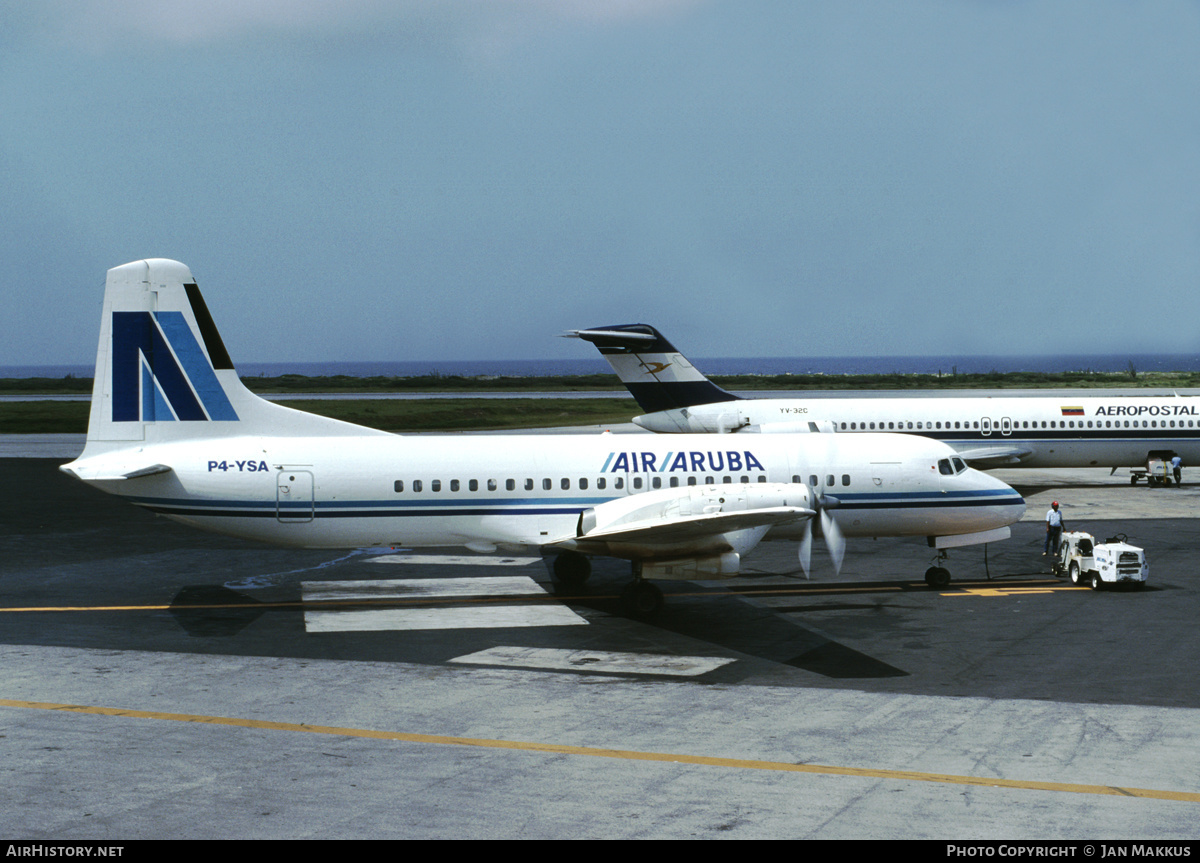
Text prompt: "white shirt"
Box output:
[[1046, 508, 1063, 527]]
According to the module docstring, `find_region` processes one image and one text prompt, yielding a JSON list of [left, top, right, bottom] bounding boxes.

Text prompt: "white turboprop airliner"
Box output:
[[566, 324, 1200, 471], [61, 260, 1025, 610]]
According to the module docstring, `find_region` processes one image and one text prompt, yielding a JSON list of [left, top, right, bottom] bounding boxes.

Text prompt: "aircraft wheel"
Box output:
[[552, 552, 591, 587], [1131, 475, 1138, 485], [1090, 571, 1103, 591], [621, 581, 664, 618], [924, 566, 951, 589], [1069, 562, 1081, 586]]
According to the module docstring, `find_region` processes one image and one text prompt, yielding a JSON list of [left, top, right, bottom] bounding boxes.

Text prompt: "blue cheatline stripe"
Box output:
[[123, 490, 1021, 521]]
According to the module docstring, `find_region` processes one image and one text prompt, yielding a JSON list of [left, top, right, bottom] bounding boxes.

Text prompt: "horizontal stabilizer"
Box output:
[[61, 461, 173, 482], [562, 325, 669, 352]]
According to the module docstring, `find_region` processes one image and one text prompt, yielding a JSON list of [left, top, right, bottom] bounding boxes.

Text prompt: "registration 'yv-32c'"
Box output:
[[62, 260, 1025, 614]]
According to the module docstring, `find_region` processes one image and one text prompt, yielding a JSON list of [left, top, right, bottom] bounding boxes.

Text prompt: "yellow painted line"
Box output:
[[945, 586, 1089, 597], [0, 581, 1071, 614], [2, 698, 1197, 803]]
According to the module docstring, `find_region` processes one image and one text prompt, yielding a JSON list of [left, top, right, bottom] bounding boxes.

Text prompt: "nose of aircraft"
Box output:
[[971, 468, 1027, 528]]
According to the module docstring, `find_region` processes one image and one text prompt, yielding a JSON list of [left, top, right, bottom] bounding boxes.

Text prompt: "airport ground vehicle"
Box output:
[[1129, 452, 1178, 486], [1054, 531, 1149, 589]]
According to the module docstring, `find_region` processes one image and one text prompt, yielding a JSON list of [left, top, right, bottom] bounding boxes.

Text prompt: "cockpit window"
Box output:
[[952, 457, 966, 474], [938, 458, 954, 476]]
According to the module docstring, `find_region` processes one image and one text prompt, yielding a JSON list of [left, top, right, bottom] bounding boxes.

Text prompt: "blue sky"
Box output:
[[3, 1, 1199, 367]]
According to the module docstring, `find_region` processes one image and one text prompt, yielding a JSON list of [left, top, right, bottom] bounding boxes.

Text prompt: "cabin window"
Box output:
[[669, 477, 679, 487], [488, 479, 497, 491], [840, 422, 848, 430], [413, 480, 423, 492], [809, 474, 818, 487], [597, 478, 606, 489], [468, 480, 478, 492], [543, 478, 552, 490], [688, 476, 697, 486], [633, 477, 643, 489], [394, 480, 404, 493], [614, 477, 625, 489], [651, 477, 661, 489], [505, 479, 514, 491], [450, 480, 460, 491], [579, 478, 588, 490], [705, 476, 714, 484], [557, 478, 567, 490], [431, 480, 441, 492], [723, 476, 732, 484], [841, 474, 850, 486], [826, 474, 835, 486]]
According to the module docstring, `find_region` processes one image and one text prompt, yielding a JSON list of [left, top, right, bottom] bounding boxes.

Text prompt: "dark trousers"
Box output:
[[1045, 526, 1062, 555]]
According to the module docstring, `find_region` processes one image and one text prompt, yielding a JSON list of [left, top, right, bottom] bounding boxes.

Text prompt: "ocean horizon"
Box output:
[[4, 353, 1200, 380]]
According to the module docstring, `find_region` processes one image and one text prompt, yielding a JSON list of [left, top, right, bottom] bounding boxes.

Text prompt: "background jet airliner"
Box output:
[[566, 324, 1200, 471], [61, 260, 1024, 613]]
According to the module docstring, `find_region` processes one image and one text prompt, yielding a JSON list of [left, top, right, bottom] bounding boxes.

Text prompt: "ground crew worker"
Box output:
[[1044, 501, 1064, 557], [1172, 455, 1182, 486]]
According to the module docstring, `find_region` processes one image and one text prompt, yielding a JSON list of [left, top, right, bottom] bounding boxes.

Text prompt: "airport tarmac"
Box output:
[[2, 441, 1199, 839]]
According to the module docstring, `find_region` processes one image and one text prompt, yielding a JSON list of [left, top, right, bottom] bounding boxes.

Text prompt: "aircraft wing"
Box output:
[[553, 505, 813, 556], [953, 445, 1035, 468]]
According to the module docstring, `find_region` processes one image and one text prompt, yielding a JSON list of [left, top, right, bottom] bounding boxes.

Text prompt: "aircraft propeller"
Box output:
[[798, 485, 845, 579]]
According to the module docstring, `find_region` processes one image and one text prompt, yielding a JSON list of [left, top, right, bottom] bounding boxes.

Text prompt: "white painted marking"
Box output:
[[305, 606, 588, 633], [302, 577, 549, 602], [449, 647, 736, 677], [365, 555, 540, 566], [301, 576, 587, 632]]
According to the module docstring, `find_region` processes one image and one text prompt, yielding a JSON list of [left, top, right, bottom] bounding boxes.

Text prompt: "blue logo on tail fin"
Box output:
[[112, 311, 238, 422]]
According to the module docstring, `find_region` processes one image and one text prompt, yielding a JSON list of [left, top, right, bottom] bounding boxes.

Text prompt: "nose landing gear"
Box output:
[[925, 550, 952, 589]]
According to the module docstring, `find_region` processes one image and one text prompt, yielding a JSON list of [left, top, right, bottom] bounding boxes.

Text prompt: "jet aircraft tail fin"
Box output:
[[64, 258, 383, 473], [563, 324, 739, 413]]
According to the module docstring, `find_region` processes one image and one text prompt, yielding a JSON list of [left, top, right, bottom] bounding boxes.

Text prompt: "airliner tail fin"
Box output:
[[563, 323, 739, 412]]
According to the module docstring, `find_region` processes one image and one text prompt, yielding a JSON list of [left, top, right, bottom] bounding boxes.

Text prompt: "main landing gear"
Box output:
[[550, 552, 665, 619], [551, 550, 591, 588], [621, 563, 664, 618]]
